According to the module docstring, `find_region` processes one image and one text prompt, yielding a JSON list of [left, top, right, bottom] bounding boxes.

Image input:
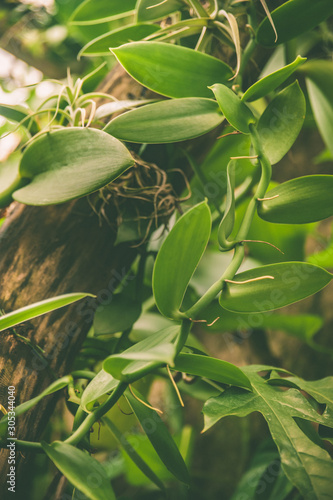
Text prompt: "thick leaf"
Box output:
[[104, 343, 176, 382], [0, 104, 38, 133], [130, 313, 174, 342], [153, 202, 211, 319], [0, 293, 93, 333], [257, 81, 306, 165], [111, 41, 233, 98], [306, 78, 333, 157], [94, 294, 141, 335], [119, 430, 189, 485], [103, 325, 179, 382], [230, 442, 292, 500], [200, 301, 323, 343], [81, 370, 119, 412], [126, 387, 190, 484], [0, 159, 27, 209], [308, 238, 333, 270], [234, 188, 310, 264], [242, 56, 306, 102], [258, 175, 333, 224], [174, 352, 252, 390], [203, 366, 333, 500], [219, 262, 332, 313], [104, 417, 165, 491], [79, 24, 160, 57], [0, 377, 71, 437], [0, 103, 30, 123], [218, 160, 236, 250], [14, 128, 134, 205], [299, 60, 333, 104], [256, 0, 333, 47], [268, 375, 333, 421], [42, 441, 116, 500], [136, 0, 184, 22], [95, 99, 155, 120], [210, 84, 255, 133], [70, 0, 136, 24], [105, 98, 223, 143]]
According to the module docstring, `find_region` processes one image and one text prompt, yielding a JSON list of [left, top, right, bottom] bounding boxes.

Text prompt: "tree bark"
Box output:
[[0, 65, 144, 498]]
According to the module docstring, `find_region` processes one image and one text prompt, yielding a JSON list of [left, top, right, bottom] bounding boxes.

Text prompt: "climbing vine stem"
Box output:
[[184, 123, 272, 320]]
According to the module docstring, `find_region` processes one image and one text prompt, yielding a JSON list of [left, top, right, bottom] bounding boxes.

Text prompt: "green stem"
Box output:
[[185, 123, 272, 319], [237, 124, 272, 241], [65, 382, 127, 446], [71, 370, 96, 380], [175, 319, 192, 355], [7, 439, 43, 452], [284, 39, 297, 65], [72, 406, 87, 432], [185, 244, 245, 319]]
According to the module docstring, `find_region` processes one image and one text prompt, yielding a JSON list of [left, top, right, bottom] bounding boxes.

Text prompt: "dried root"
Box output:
[[88, 153, 191, 246]]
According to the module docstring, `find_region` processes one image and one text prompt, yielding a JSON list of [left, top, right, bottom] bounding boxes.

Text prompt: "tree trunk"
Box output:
[[0, 65, 144, 498]]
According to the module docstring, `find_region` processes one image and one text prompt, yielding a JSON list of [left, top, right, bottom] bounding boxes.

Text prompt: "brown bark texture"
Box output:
[[0, 65, 142, 497]]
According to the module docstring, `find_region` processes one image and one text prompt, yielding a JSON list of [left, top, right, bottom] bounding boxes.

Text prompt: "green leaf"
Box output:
[[79, 24, 160, 57], [308, 237, 333, 270], [94, 294, 141, 335], [0, 377, 71, 437], [104, 343, 176, 381], [209, 84, 255, 134], [42, 441, 116, 500], [230, 442, 292, 500], [201, 302, 323, 343], [103, 417, 166, 491], [242, 56, 306, 102], [111, 41, 233, 98], [95, 99, 156, 121], [306, 77, 333, 157], [217, 160, 236, 250], [258, 175, 333, 224], [130, 313, 174, 342], [299, 60, 333, 104], [256, 0, 333, 47], [103, 325, 179, 382], [136, 0, 184, 22], [174, 352, 252, 390], [269, 375, 333, 420], [0, 104, 38, 134], [234, 188, 310, 264], [81, 370, 119, 412], [153, 202, 211, 319], [257, 81, 306, 165], [219, 262, 332, 313], [126, 387, 190, 484], [0, 159, 27, 209], [119, 431, 181, 484], [13, 128, 134, 205], [70, 0, 137, 25], [203, 366, 333, 500], [146, 18, 208, 43], [0, 293, 93, 333], [105, 98, 223, 143], [314, 148, 333, 165]]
